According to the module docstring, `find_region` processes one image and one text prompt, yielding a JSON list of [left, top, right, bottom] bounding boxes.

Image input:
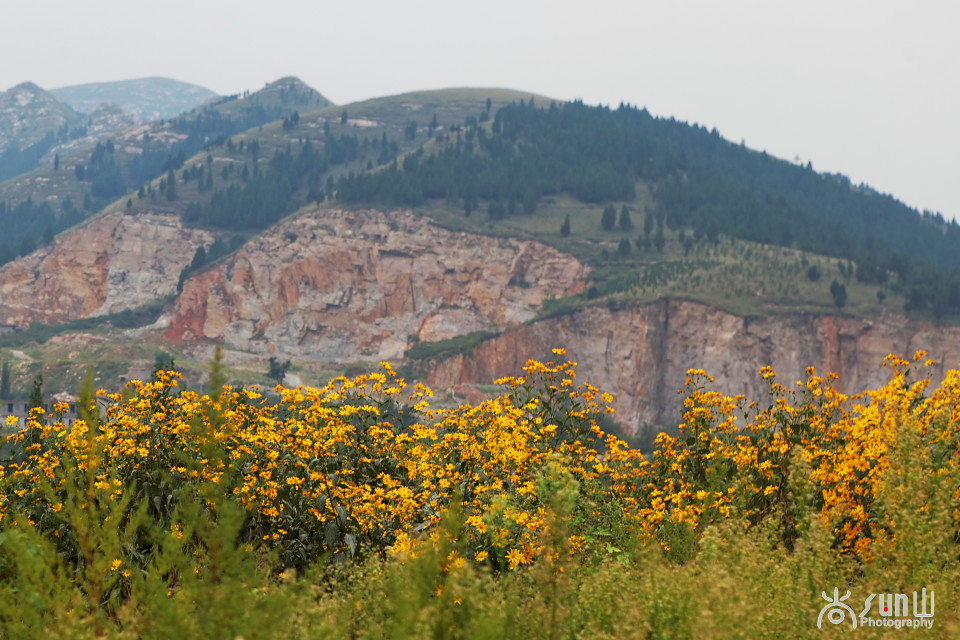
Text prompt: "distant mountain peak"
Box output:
[[267, 76, 309, 87], [50, 78, 217, 122], [0, 82, 80, 153], [254, 76, 334, 108], [3, 82, 69, 108], [8, 81, 46, 94]]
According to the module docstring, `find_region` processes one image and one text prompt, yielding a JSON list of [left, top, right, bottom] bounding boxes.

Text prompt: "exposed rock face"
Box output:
[[426, 300, 960, 433], [0, 212, 212, 327], [165, 209, 590, 361], [8, 201, 959, 436]]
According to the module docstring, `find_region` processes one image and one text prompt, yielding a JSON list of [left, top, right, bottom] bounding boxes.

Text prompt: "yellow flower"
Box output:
[[506, 548, 526, 569]]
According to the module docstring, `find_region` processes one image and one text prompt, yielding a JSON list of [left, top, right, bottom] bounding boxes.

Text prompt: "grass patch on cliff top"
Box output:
[[405, 192, 908, 322], [404, 330, 500, 363], [0, 298, 170, 349]]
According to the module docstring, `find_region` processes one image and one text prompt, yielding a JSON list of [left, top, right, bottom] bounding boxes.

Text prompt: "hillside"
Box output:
[[0, 76, 328, 265], [50, 77, 217, 121], [2, 203, 958, 435], [335, 99, 960, 320], [123, 86, 548, 227], [0, 82, 84, 183], [0, 82, 81, 154], [1, 82, 959, 434]]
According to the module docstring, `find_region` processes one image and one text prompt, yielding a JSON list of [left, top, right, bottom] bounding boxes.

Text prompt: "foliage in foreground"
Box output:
[[0, 350, 958, 637]]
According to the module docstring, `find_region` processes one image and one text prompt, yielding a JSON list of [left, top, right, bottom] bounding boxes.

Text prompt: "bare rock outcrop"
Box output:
[[165, 209, 590, 360], [0, 212, 213, 327], [426, 300, 960, 432]]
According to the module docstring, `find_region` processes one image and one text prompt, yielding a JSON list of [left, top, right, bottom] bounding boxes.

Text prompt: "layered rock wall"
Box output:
[[5, 203, 958, 435], [427, 300, 960, 432], [165, 209, 590, 360], [0, 211, 212, 327]]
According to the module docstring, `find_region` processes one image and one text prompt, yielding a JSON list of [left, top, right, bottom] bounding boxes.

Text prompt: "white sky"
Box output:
[[2, 0, 958, 220]]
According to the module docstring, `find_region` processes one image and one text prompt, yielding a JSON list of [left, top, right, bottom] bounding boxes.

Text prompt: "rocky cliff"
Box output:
[[0, 211, 212, 327], [426, 299, 960, 432], [5, 202, 958, 435], [165, 208, 590, 360]]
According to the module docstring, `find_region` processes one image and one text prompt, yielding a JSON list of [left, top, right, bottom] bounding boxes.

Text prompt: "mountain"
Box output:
[[0, 82, 84, 183], [0, 76, 330, 264], [164, 208, 588, 359], [334, 99, 960, 318], [213, 76, 332, 117], [1, 81, 958, 433], [0, 82, 81, 153], [50, 77, 217, 121]]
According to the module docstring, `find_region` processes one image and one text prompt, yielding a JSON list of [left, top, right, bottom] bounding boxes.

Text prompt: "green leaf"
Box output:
[[344, 533, 358, 556]]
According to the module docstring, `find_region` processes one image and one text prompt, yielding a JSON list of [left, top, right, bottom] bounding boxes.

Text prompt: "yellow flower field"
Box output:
[[0, 349, 957, 637]]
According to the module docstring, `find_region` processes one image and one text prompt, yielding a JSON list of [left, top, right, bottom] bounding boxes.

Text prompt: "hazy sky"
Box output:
[[3, 0, 957, 220]]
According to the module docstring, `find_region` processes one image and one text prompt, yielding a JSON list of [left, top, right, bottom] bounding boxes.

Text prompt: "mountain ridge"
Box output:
[[0, 81, 81, 156], [0, 75, 331, 264], [1, 78, 958, 427], [50, 77, 217, 121]]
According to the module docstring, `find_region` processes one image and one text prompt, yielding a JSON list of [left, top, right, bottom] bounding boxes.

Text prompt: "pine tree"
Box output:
[[166, 169, 177, 200], [644, 209, 654, 239], [654, 224, 666, 252], [601, 205, 617, 232], [0, 361, 9, 398], [267, 357, 291, 384], [190, 245, 207, 271], [830, 280, 847, 309], [619, 206, 633, 232], [560, 214, 571, 237]]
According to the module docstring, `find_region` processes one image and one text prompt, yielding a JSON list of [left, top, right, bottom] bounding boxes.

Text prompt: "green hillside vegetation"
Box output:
[[0, 129, 71, 183], [334, 99, 960, 323], [0, 87, 540, 273], [0, 338, 373, 403], [0, 342, 160, 402], [105, 89, 542, 236], [401, 195, 905, 366], [212, 76, 332, 118]]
